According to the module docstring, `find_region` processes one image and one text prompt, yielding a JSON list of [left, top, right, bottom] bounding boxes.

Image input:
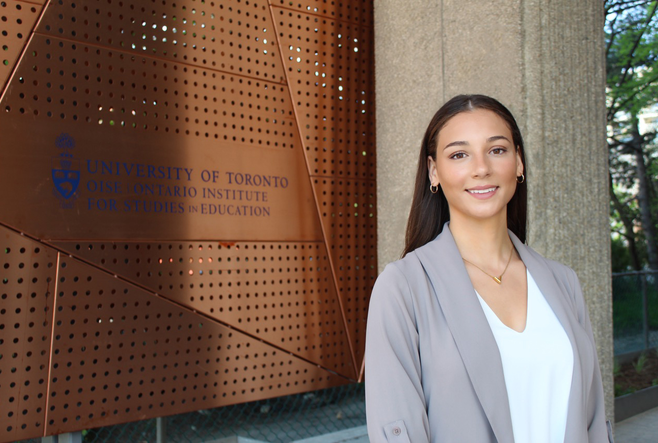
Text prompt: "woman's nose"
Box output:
[[472, 154, 492, 178]]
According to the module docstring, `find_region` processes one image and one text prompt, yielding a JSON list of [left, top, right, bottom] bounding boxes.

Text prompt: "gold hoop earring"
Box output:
[[429, 183, 439, 194], [516, 174, 525, 184]]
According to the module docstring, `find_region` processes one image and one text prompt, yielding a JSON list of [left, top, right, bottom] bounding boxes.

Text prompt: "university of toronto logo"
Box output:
[[52, 133, 80, 209]]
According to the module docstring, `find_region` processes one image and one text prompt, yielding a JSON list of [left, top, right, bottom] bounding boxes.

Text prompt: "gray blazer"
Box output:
[[365, 226, 613, 442]]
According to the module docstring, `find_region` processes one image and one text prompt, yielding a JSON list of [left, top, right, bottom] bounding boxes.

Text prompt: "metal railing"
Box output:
[[612, 270, 658, 355], [22, 383, 366, 443]]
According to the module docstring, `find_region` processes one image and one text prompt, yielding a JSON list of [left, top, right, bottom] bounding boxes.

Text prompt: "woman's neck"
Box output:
[[448, 215, 513, 266]]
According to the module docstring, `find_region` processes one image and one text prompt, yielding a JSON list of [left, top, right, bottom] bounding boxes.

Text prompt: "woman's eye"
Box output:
[[450, 152, 466, 159], [491, 147, 506, 155]]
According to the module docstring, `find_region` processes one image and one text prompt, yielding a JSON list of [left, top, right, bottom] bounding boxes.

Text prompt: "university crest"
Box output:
[[52, 133, 80, 208]]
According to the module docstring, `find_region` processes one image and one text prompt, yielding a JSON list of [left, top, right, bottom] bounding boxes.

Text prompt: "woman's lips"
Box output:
[[466, 186, 498, 199]]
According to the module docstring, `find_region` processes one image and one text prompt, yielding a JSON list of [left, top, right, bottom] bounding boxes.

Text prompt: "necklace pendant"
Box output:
[[493, 276, 502, 284]]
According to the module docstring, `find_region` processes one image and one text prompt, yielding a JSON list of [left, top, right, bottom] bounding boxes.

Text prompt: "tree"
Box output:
[[606, 0, 658, 270]]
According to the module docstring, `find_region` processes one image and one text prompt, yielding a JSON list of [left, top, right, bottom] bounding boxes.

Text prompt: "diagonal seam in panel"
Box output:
[[270, 4, 376, 373], [44, 256, 349, 435], [0, 33, 321, 243], [0, 0, 50, 102], [27, 33, 288, 88], [0, 222, 356, 382], [42, 250, 60, 437], [273, 5, 369, 27], [34, 0, 287, 84], [268, 0, 372, 26], [47, 245, 357, 383], [266, 0, 359, 378], [0, 225, 58, 442], [49, 239, 357, 381], [310, 177, 376, 372]]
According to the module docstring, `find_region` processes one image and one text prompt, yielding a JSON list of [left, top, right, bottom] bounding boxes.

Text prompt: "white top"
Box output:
[[475, 270, 573, 443]]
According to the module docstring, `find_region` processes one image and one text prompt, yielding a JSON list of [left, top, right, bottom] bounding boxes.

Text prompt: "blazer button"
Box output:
[[392, 426, 401, 436]]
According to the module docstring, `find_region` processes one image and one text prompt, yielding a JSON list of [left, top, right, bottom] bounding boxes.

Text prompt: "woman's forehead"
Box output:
[[439, 109, 512, 144]]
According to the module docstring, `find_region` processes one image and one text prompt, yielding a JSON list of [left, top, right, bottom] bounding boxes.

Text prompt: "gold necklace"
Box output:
[[462, 246, 514, 285]]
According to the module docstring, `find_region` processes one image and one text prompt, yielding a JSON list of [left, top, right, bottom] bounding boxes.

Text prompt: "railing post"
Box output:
[[43, 433, 82, 443], [641, 272, 650, 351], [157, 416, 167, 443]]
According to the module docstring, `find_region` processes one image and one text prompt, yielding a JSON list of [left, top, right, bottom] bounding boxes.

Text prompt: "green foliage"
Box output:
[[615, 383, 637, 397], [611, 233, 634, 272], [607, 0, 658, 269], [606, 1, 658, 119], [633, 352, 649, 372]]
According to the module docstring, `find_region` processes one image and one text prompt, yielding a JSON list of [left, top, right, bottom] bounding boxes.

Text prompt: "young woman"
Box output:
[[364, 95, 613, 442]]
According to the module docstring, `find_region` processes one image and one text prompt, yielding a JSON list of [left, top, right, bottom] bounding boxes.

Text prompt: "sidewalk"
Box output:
[[296, 407, 658, 443], [615, 406, 658, 442]]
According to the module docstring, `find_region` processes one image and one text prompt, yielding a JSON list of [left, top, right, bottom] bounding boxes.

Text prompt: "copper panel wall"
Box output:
[[0, 0, 46, 92], [0, 0, 375, 440], [0, 227, 56, 442]]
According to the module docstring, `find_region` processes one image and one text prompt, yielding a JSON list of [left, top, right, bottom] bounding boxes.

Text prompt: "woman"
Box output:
[[364, 95, 613, 442]]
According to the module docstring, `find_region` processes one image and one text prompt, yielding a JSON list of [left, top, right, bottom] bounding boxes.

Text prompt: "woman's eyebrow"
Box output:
[[487, 135, 511, 143], [443, 135, 511, 150], [443, 140, 468, 150]]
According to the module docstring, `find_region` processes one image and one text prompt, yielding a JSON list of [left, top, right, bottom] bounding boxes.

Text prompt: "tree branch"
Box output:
[[607, 1, 658, 117]]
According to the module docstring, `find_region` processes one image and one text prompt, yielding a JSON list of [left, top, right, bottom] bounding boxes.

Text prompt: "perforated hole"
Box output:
[[0, 226, 57, 442], [46, 256, 346, 434], [51, 240, 355, 379]]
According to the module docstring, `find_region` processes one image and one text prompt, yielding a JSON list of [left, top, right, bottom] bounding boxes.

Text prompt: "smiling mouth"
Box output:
[[467, 187, 498, 194]]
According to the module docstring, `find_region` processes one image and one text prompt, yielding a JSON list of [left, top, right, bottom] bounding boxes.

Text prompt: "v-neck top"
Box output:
[[475, 269, 574, 443]]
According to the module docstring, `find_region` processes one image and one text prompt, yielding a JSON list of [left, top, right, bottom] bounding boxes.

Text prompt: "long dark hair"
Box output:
[[403, 94, 527, 257]]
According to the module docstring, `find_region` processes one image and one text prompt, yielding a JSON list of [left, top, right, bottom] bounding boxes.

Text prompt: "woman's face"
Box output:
[[427, 109, 523, 224]]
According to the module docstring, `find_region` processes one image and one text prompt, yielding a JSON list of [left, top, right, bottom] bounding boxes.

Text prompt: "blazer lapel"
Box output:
[[510, 234, 587, 442], [414, 226, 515, 443]]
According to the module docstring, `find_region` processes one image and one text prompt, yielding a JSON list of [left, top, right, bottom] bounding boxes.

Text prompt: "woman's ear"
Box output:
[[515, 148, 524, 177], [427, 156, 440, 187]]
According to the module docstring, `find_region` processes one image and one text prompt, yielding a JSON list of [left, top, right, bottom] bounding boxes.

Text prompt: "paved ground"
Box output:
[[615, 406, 658, 443], [297, 406, 658, 443], [292, 426, 368, 443]]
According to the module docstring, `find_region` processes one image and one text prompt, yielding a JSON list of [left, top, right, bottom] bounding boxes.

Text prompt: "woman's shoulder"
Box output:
[[377, 245, 439, 293], [370, 251, 428, 312], [374, 252, 423, 292], [521, 242, 577, 278]]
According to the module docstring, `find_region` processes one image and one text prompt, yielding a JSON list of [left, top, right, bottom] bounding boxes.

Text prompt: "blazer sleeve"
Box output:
[[567, 268, 613, 443], [365, 263, 430, 443]]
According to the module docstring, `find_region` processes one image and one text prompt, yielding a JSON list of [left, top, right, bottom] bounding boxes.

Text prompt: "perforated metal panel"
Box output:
[[0, 0, 45, 93], [270, 0, 372, 26], [2, 34, 295, 144], [51, 240, 355, 379], [0, 0, 375, 440], [39, 0, 286, 83], [46, 255, 346, 435], [272, 5, 376, 367], [312, 178, 376, 366], [275, 9, 375, 179], [0, 226, 57, 442], [0, 29, 324, 241]]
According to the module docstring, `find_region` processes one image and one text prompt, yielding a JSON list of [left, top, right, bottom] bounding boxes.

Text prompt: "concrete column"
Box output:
[[375, 0, 613, 420]]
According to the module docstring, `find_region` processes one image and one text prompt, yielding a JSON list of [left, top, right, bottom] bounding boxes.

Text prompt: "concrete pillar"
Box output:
[[375, 0, 613, 421]]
